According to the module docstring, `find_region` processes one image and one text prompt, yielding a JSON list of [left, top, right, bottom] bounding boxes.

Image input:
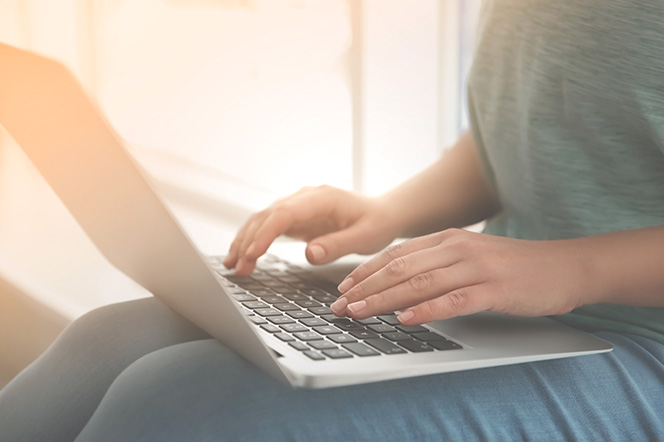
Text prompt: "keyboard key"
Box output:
[[342, 342, 381, 357], [256, 308, 282, 317], [276, 276, 302, 283], [252, 274, 277, 282], [263, 295, 288, 304], [289, 341, 310, 351], [383, 332, 411, 341], [313, 325, 344, 335], [322, 349, 353, 359], [313, 294, 338, 304], [334, 322, 363, 331], [309, 340, 338, 350], [398, 339, 434, 352], [428, 340, 463, 351], [412, 332, 446, 342], [365, 338, 407, 355], [226, 287, 249, 295], [349, 329, 379, 340], [303, 350, 325, 361], [309, 306, 332, 315], [226, 275, 254, 284], [301, 288, 327, 296], [267, 316, 295, 325], [252, 289, 277, 297], [295, 299, 321, 308], [322, 316, 362, 331], [282, 292, 308, 301], [377, 314, 400, 325], [396, 325, 428, 334], [248, 315, 267, 325], [243, 301, 269, 309], [274, 303, 300, 311], [311, 280, 342, 296], [290, 282, 312, 290], [287, 311, 314, 319], [301, 318, 328, 327], [355, 317, 381, 325], [294, 331, 323, 341], [328, 334, 357, 344], [368, 324, 396, 333], [281, 323, 308, 333], [275, 333, 295, 342], [269, 284, 292, 292], [260, 324, 280, 333], [232, 294, 255, 302], [239, 283, 266, 291]]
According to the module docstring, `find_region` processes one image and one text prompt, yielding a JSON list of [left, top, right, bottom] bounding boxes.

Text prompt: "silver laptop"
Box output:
[[0, 44, 612, 388]]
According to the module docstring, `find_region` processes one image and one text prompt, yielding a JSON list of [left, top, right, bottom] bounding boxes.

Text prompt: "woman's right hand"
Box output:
[[223, 185, 401, 275]]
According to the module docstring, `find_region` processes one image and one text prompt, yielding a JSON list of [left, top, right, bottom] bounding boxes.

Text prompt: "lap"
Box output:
[[0, 297, 209, 442], [75, 331, 664, 442]]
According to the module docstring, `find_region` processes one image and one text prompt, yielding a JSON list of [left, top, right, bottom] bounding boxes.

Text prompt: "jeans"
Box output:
[[1, 297, 663, 442]]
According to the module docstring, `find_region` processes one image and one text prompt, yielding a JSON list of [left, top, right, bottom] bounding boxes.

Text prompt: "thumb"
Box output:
[[305, 221, 378, 265]]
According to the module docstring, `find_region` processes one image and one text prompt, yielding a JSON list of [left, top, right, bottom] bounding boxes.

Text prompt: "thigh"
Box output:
[[0, 297, 209, 442], [75, 332, 664, 442]]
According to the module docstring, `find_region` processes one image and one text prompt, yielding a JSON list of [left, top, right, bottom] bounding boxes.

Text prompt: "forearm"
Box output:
[[574, 226, 664, 307], [379, 131, 501, 238]]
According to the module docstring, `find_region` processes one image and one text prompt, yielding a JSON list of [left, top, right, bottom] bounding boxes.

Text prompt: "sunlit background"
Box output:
[[0, 0, 481, 386]]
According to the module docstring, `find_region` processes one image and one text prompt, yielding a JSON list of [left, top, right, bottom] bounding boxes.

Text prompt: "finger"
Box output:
[[235, 218, 267, 275], [305, 219, 377, 265], [342, 264, 470, 319], [223, 217, 255, 269], [337, 233, 443, 293], [243, 210, 296, 261], [337, 244, 461, 309], [397, 286, 488, 325]]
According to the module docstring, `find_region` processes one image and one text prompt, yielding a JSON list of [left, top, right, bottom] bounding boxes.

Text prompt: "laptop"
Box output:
[[0, 44, 612, 388]]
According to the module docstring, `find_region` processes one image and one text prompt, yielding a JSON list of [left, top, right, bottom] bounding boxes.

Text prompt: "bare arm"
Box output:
[[225, 131, 500, 274], [380, 131, 500, 238]]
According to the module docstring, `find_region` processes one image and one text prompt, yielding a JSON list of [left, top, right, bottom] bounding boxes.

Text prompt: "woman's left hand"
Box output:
[[330, 228, 588, 326]]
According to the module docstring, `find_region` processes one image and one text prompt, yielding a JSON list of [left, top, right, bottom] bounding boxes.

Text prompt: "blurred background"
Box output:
[[0, 0, 481, 386]]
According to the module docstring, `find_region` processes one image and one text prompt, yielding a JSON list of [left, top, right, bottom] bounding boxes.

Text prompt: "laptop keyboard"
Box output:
[[208, 254, 462, 361]]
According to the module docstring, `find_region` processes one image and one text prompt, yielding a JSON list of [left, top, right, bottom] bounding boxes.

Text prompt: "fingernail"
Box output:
[[330, 297, 348, 315], [337, 277, 354, 293], [398, 310, 414, 323], [309, 244, 325, 262], [246, 242, 258, 257], [347, 300, 366, 315]]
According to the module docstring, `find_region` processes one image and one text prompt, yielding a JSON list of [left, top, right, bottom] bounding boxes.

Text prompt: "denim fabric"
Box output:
[[1, 298, 663, 442]]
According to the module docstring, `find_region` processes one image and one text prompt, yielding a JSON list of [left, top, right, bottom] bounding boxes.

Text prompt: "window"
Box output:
[[1, 0, 482, 207]]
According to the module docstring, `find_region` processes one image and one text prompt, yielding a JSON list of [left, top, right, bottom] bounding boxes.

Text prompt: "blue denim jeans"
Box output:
[[1, 297, 663, 441]]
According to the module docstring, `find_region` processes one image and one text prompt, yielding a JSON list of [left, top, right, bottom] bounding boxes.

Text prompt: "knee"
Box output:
[[56, 299, 153, 352], [50, 298, 208, 364], [75, 340, 282, 442]]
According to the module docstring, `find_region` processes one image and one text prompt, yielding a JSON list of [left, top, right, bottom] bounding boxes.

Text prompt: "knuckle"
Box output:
[[446, 290, 468, 313], [385, 257, 407, 277], [409, 272, 432, 291], [437, 227, 462, 241], [384, 243, 403, 260]]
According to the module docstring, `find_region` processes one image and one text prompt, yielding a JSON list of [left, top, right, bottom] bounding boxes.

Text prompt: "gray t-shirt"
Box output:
[[468, 0, 664, 343]]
